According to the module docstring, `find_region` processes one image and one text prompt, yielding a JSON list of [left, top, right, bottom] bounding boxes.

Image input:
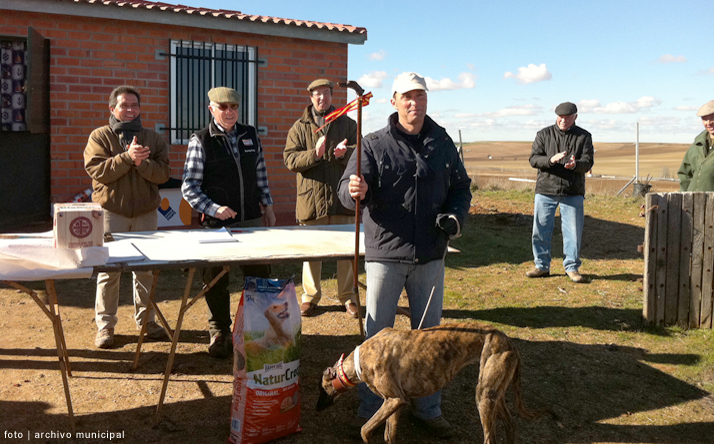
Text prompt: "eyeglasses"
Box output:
[[213, 103, 239, 111], [311, 91, 331, 98]]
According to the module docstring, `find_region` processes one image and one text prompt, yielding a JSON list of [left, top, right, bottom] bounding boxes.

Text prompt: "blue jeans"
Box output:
[[531, 194, 584, 273], [357, 259, 444, 420]]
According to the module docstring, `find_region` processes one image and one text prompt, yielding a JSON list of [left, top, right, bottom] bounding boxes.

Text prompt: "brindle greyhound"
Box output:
[[317, 322, 558, 443]]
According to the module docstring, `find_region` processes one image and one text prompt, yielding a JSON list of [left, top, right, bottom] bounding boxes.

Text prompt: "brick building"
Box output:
[[0, 0, 367, 230]]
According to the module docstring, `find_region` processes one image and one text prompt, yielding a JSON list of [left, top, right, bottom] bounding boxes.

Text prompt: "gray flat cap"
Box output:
[[208, 87, 241, 103], [555, 102, 577, 116], [697, 100, 714, 117], [307, 79, 334, 92]]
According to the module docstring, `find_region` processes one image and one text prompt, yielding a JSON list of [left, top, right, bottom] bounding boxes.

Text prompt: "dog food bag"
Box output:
[[229, 277, 302, 444]]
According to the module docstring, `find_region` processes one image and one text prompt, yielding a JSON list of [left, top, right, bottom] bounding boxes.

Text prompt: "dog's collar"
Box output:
[[332, 353, 357, 393], [353, 345, 362, 381]]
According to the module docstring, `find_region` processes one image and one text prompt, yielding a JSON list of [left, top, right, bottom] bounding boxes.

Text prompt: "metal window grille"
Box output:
[[169, 40, 258, 144]]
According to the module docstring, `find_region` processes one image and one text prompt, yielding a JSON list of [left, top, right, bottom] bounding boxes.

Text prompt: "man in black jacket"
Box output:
[[527, 102, 594, 283], [181, 87, 275, 358], [338, 72, 472, 438]]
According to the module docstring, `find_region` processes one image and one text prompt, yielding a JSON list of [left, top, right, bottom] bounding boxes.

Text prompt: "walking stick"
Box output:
[[339, 80, 365, 339]]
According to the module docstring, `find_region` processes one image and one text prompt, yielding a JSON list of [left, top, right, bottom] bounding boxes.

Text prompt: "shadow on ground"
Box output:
[[3, 331, 709, 444], [450, 212, 645, 269]]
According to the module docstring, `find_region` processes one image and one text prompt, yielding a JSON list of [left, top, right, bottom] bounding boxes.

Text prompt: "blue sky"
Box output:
[[187, 0, 709, 144]]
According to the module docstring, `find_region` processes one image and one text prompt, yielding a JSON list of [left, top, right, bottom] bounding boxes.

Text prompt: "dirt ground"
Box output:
[[0, 151, 709, 444]]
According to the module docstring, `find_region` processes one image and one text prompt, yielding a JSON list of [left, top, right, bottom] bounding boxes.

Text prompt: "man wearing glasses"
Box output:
[[283, 79, 359, 319], [181, 87, 275, 358]]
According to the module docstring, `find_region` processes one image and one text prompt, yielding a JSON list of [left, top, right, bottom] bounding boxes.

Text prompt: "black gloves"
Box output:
[[436, 213, 459, 237]]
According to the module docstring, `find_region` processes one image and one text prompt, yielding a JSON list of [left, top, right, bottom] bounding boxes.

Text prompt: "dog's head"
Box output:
[[265, 301, 289, 319], [316, 365, 340, 411], [316, 353, 356, 412]]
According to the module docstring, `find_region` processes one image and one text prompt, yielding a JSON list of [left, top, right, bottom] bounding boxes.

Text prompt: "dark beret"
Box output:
[[555, 102, 577, 116]]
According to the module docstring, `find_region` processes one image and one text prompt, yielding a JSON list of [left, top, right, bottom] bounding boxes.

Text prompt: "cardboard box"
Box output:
[[53, 203, 104, 249]]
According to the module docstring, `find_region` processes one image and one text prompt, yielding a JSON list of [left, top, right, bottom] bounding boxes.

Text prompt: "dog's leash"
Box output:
[[417, 246, 449, 330]]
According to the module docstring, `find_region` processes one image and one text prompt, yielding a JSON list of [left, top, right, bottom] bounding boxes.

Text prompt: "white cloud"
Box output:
[[477, 104, 542, 118], [638, 115, 683, 126], [657, 54, 687, 64], [466, 63, 475, 71], [425, 72, 477, 91], [575, 97, 661, 114], [375, 98, 389, 104], [673, 105, 698, 111], [503, 63, 552, 84], [368, 50, 387, 61], [699, 68, 714, 75], [357, 71, 389, 88], [576, 99, 601, 113]]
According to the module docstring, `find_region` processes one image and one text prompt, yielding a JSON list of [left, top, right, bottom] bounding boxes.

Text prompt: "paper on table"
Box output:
[[105, 240, 146, 263], [0, 233, 107, 280], [196, 227, 239, 244]]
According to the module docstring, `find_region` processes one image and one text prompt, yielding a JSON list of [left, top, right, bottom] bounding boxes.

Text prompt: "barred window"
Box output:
[[169, 40, 258, 144]]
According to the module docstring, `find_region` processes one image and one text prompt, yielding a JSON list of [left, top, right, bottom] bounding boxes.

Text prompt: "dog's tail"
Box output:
[[512, 351, 562, 427]]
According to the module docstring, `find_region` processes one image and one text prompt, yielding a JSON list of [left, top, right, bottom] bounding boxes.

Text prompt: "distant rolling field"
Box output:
[[462, 141, 689, 194]]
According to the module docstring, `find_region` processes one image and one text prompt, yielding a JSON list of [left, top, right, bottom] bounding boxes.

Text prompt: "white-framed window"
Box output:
[[169, 40, 258, 144]]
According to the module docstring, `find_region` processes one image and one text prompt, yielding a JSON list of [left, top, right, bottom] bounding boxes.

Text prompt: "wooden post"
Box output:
[[643, 193, 658, 323], [701, 194, 714, 328], [678, 193, 693, 326], [690, 193, 706, 328], [654, 194, 668, 325], [664, 193, 681, 324]]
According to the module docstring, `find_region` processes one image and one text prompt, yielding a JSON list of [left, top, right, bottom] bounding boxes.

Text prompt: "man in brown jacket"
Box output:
[[283, 79, 359, 318], [84, 85, 170, 348]]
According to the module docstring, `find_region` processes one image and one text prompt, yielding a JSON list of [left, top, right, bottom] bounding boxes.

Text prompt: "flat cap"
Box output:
[[307, 79, 334, 92], [696, 100, 714, 117], [392, 72, 428, 95], [555, 102, 577, 116], [208, 87, 241, 103]]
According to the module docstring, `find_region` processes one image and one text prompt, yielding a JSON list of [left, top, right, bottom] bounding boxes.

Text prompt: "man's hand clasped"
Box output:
[[334, 139, 348, 158], [314, 135, 326, 160], [127, 136, 150, 166], [550, 151, 576, 170]]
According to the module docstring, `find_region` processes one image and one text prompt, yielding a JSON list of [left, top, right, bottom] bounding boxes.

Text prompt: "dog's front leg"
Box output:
[[383, 401, 406, 444], [362, 397, 407, 444]]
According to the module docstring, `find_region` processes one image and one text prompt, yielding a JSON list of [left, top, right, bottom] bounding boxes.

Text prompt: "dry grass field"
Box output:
[[462, 141, 688, 194]]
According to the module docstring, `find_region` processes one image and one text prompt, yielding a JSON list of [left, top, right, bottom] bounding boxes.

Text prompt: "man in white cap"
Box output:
[[527, 102, 594, 283], [677, 100, 714, 191], [181, 86, 275, 358], [338, 72, 472, 438], [283, 79, 359, 319]]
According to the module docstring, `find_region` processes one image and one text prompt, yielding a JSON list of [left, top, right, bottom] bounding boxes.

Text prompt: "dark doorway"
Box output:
[[0, 27, 50, 232]]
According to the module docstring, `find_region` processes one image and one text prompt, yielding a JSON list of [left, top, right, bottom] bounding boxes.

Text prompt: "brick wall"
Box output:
[[0, 10, 350, 224]]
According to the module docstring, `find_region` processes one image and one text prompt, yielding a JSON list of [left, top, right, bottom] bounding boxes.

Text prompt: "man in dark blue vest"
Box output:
[[182, 87, 275, 358]]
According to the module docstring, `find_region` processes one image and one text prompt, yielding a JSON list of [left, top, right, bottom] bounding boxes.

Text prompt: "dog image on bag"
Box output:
[[229, 277, 302, 444], [317, 322, 559, 444], [244, 301, 293, 357]]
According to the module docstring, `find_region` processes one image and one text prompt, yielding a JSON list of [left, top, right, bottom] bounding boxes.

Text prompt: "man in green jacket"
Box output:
[[678, 100, 714, 191], [283, 79, 359, 318], [84, 85, 170, 349]]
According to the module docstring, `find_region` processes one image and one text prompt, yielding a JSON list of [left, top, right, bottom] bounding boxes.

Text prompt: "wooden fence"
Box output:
[[643, 192, 714, 328]]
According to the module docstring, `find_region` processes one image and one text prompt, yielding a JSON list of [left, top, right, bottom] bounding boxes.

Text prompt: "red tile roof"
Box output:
[[60, 0, 367, 37]]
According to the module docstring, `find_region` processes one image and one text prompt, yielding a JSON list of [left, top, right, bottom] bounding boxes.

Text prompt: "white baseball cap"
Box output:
[[392, 72, 428, 96]]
